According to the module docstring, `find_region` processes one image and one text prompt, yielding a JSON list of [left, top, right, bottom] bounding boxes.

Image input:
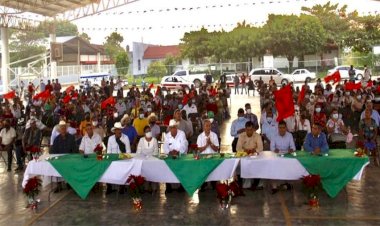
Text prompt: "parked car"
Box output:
[[170, 70, 209, 88], [327, 65, 364, 80], [160, 75, 193, 90], [281, 69, 316, 84], [249, 68, 288, 85]]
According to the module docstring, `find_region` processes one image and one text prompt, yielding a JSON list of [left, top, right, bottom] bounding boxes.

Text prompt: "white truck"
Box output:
[[170, 70, 208, 88]]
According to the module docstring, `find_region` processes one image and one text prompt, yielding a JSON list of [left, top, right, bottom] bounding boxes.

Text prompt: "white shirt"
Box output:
[[107, 134, 131, 154], [0, 127, 16, 145], [196, 131, 219, 154], [270, 132, 296, 154], [296, 119, 311, 133], [79, 133, 103, 154], [137, 137, 159, 156], [50, 125, 77, 145], [182, 104, 198, 117], [163, 130, 188, 154], [115, 102, 127, 115]]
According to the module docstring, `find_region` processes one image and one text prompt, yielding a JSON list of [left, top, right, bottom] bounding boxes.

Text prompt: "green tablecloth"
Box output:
[[286, 149, 369, 198], [164, 154, 225, 196], [48, 154, 119, 199]]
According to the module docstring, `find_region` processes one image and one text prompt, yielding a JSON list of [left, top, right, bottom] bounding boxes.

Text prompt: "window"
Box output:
[[138, 59, 141, 71], [294, 70, 300, 75], [175, 71, 186, 76]]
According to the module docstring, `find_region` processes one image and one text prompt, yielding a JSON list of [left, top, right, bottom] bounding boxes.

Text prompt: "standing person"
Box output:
[[247, 77, 255, 96], [220, 73, 227, 89], [230, 108, 249, 152], [0, 119, 16, 172], [39, 79, 46, 92], [241, 73, 247, 95], [234, 74, 240, 95], [363, 65, 371, 82], [348, 65, 356, 82]]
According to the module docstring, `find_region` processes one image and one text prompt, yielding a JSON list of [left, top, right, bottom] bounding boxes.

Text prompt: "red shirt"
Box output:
[[45, 84, 53, 92], [206, 103, 218, 115]]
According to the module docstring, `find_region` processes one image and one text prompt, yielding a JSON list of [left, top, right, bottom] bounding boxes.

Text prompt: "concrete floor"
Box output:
[[1, 91, 380, 226]]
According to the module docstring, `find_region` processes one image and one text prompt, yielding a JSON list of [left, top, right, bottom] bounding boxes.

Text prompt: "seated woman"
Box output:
[[359, 109, 378, 158], [136, 126, 159, 156], [326, 109, 347, 148]]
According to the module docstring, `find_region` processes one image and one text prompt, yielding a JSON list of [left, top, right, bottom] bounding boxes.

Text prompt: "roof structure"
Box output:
[[143, 45, 180, 59], [0, 0, 95, 17], [54, 36, 105, 55]]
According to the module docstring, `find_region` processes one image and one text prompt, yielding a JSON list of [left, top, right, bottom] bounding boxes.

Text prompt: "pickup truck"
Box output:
[[170, 70, 208, 88]]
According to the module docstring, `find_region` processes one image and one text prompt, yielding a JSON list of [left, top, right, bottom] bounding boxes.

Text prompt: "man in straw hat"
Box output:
[[50, 121, 78, 154]]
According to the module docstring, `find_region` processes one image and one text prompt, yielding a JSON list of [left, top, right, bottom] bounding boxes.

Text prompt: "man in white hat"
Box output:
[[50, 121, 78, 154], [50, 117, 77, 146], [107, 122, 131, 154], [163, 119, 188, 156]]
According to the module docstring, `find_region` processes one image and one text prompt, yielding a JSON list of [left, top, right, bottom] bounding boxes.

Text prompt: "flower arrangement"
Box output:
[[93, 144, 103, 160], [301, 174, 321, 207], [126, 175, 145, 210], [216, 182, 233, 210], [27, 146, 41, 160], [354, 147, 365, 157], [23, 177, 42, 209]]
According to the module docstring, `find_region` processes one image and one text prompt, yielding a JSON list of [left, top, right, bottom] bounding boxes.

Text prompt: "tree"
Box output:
[[38, 20, 78, 37], [79, 32, 91, 42], [263, 14, 326, 71], [9, 27, 46, 67], [115, 51, 130, 75], [104, 32, 125, 62], [147, 61, 167, 81], [163, 55, 178, 75], [347, 15, 380, 53], [180, 28, 213, 62]]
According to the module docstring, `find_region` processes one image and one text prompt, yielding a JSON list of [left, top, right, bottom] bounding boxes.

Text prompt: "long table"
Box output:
[[23, 150, 369, 199]]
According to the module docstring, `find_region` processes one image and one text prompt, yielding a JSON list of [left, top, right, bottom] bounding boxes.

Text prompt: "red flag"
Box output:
[[274, 84, 295, 122], [62, 95, 71, 104], [297, 85, 306, 105], [65, 85, 75, 94], [182, 94, 189, 105], [2, 90, 15, 99], [345, 82, 362, 91], [324, 71, 341, 84], [148, 83, 154, 89], [367, 80, 373, 88], [33, 90, 51, 100], [101, 96, 116, 109]]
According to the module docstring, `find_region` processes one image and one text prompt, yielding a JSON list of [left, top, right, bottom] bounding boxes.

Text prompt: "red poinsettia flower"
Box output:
[[129, 182, 137, 190], [302, 174, 321, 188], [216, 183, 229, 199], [93, 144, 103, 154], [136, 176, 145, 186]]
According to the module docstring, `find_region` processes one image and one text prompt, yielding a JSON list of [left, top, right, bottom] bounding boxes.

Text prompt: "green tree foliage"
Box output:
[[115, 51, 130, 75], [9, 28, 46, 67], [104, 32, 125, 62], [147, 61, 167, 80], [347, 15, 380, 53], [163, 55, 178, 75], [38, 20, 78, 37], [180, 28, 213, 62], [79, 32, 91, 42]]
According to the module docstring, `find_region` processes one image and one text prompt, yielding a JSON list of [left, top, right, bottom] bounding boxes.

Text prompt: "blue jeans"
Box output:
[[15, 145, 24, 168]]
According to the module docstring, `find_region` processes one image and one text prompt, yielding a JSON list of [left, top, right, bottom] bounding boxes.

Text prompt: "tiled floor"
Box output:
[[1, 92, 380, 226]]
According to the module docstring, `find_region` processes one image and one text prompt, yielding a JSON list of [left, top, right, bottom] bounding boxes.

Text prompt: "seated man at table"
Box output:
[[163, 119, 188, 193], [79, 123, 103, 154], [236, 121, 263, 190], [50, 121, 78, 154], [107, 122, 131, 154], [304, 122, 329, 155], [270, 120, 296, 194], [196, 119, 219, 154]]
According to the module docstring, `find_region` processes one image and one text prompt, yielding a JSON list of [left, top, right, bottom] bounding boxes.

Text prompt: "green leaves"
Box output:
[[147, 61, 167, 79]]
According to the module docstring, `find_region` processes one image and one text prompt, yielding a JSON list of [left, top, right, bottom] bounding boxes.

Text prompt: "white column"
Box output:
[[50, 33, 57, 79], [97, 52, 101, 72], [1, 26, 10, 92]]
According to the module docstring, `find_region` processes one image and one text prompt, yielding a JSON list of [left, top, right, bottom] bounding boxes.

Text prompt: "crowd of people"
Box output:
[[0, 67, 379, 194]]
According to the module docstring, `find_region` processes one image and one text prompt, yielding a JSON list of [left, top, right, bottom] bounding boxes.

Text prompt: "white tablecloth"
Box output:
[[22, 155, 142, 187], [240, 151, 368, 180], [141, 157, 240, 183], [23, 155, 239, 187]]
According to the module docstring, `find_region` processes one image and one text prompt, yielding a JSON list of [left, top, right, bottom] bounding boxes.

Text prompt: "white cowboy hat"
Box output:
[[168, 119, 179, 128], [111, 122, 123, 132], [58, 120, 67, 126]]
